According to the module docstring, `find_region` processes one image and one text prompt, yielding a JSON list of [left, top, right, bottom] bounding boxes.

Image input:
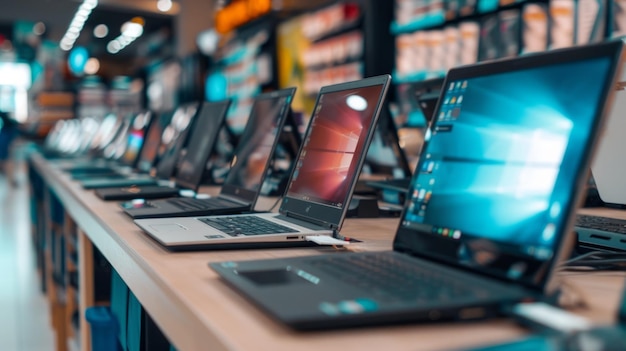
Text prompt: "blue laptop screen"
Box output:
[[399, 55, 614, 283]]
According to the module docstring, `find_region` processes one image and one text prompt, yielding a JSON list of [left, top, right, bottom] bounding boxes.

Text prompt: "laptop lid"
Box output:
[[155, 102, 199, 179], [280, 75, 391, 230], [393, 40, 624, 293], [174, 99, 231, 191], [219, 88, 296, 204], [135, 111, 173, 174], [119, 111, 153, 169], [590, 64, 626, 205], [396, 77, 444, 128], [363, 104, 412, 179], [89, 113, 124, 156]]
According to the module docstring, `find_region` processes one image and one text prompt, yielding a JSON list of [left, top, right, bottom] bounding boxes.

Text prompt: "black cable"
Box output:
[[560, 251, 626, 272], [265, 196, 282, 212]]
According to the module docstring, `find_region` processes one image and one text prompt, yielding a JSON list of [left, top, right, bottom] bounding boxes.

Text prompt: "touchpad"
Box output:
[[239, 269, 311, 286], [149, 224, 186, 233]]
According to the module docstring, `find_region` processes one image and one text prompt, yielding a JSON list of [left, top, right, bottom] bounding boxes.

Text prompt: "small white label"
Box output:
[[305, 235, 349, 246]]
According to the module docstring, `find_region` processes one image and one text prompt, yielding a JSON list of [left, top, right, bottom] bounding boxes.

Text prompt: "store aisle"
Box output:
[[0, 156, 55, 350]]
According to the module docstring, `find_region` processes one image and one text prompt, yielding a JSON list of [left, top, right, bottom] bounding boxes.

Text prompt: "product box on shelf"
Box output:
[[549, 0, 576, 49], [522, 3, 549, 53]]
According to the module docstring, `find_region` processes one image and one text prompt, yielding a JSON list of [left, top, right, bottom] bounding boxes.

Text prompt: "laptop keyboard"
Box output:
[[308, 253, 489, 302], [198, 216, 298, 236], [575, 214, 626, 234]]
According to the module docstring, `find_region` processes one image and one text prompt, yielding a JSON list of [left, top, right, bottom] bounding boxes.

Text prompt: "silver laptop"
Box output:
[[589, 61, 626, 205], [134, 75, 391, 250]]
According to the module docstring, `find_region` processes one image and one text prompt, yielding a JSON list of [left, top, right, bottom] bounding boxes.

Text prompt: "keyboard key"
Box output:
[[576, 215, 626, 234]]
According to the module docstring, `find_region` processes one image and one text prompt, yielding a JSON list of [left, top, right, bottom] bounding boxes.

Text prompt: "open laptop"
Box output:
[[70, 111, 153, 181], [574, 62, 626, 252], [82, 101, 230, 189], [58, 113, 127, 173], [93, 100, 231, 200], [209, 41, 624, 330], [123, 88, 296, 219], [94, 105, 199, 200], [134, 75, 391, 250], [365, 77, 444, 194]]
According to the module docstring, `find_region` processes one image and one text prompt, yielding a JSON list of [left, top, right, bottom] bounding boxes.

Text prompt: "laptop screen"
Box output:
[[395, 43, 622, 289], [282, 75, 391, 227], [155, 103, 198, 179], [120, 111, 152, 167], [135, 111, 171, 174], [175, 100, 231, 190], [221, 88, 295, 202], [362, 106, 411, 179]]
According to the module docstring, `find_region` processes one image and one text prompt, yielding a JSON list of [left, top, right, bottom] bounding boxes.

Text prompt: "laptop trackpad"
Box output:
[[149, 224, 187, 233]]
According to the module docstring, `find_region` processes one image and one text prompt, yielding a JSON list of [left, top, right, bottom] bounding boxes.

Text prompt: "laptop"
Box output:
[[94, 105, 199, 200], [209, 41, 624, 330], [365, 78, 443, 194], [70, 111, 154, 181], [123, 88, 296, 219], [134, 75, 391, 250], [57, 113, 127, 173], [76, 111, 165, 188], [574, 62, 626, 252], [81, 102, 225, 190], [153, 102, 199, 181], [93, 100, 230, 200]]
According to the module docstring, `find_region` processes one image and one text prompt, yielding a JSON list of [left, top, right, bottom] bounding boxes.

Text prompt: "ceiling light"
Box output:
[[60, 42, 73, 51], [157, 0, 172, 12], [107, 21, 144, 54], [84, 58, 100, 75], [59, 0, 98, 51], [93, 24, 108, 38], [121, 22, 143, 38]]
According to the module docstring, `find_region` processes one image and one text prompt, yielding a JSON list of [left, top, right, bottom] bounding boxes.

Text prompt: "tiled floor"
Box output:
[[0, 155, 55, 350]]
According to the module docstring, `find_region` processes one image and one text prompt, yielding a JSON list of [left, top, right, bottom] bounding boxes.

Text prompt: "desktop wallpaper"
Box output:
[[287, 84, 384, 207], [403, 57, 612, 257]]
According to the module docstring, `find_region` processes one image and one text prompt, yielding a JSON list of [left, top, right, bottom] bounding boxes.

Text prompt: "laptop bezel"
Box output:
[[278, 75, 392, 229], [392, 40, 624, 293], [219, 87, 297, 204]]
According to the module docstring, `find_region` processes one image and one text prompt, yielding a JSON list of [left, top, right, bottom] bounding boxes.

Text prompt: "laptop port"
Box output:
[[286, 236, 300, 240]]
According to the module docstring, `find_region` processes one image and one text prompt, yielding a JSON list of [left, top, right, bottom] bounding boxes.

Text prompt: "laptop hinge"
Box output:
[[215, 193, 249, 206], [282, 211, 339, 232]]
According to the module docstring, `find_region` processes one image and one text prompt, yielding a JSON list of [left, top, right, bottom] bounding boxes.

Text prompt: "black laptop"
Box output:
[[94, 105, 198, 200], [210, 41, 624, 330], [365, 77, 443, 194], [122, 88, 296, 219], [94, 100, 230, 201], [81, 102, 224, 190], [63, 113, 139, 177], [76, 112, 164, 188]]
